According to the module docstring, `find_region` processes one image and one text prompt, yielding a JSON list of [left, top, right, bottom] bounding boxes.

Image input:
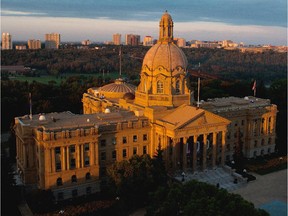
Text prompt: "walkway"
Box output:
[[233, 169, 287, 215], [174, 166, 247, 191]]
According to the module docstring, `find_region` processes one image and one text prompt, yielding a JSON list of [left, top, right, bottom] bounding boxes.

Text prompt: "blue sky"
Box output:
[[1, 0, 287, 45]]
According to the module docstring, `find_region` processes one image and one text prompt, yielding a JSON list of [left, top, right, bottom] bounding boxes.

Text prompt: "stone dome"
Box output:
[[123, 92, 135, 100], [99, 78, 136, 99], [142, 42, 188, 72]]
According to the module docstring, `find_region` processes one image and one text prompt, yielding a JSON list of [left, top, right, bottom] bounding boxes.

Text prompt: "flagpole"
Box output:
[[29, 92, 33, 120]]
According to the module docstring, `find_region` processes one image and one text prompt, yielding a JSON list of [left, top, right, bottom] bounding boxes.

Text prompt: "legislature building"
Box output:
[[14, 11, 278, 201]]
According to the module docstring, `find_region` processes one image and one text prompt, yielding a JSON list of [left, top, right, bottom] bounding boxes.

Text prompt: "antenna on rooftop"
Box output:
[[29, 92, 33, 120], [197, 63, 201, 108]]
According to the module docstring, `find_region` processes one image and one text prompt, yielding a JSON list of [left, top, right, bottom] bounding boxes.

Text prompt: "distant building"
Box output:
[[28, 39, 41, 49], [15, 45, 27, 50], [2, 33, 12, 50], [143, 36, 153, 46], [175, 37, 186, 47], [191, 40, 220, 49], [45, 33, 60, 49], [81, 40, 91, 46], [222, 40, 238, 48], [113, 33, 122, 45], [125, 34, 140, 46]]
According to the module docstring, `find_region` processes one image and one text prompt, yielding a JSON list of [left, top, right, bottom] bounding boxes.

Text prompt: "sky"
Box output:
[[1, 0, 287, 45]]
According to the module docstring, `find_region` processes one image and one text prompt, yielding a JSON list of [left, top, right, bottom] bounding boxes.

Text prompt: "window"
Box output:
[[70, 158, 76, 169], [86, 187, 92, 195], [56, 162, 61, 171], [261, 139, 265, 146], [72, 189, 78, 197], [268, 138, 272, 145], [112, 150, 117, 160], [86, 172, 91, 180], [71, 175, 77, 183], [241, 120, 245, 126], [101, 152, 106, 161], [55, 147, 61, 154], [112, 137, 117, 145], [175, 80, 180, 93], [254, 140, 258, 148], [84, 143, 89, 151], [123, 149, 127, 158], [69, 145, 75, 153], [84, 157, 90, 167], [100, 139, 106, 147], [133, 147, 137, 155], [143, 146, 147, 154], [56, 177, 62, 186], [122, 137, 127, 144], [133, 135, 137, 142], [157, 81, 164, 94], [143, 134, 147, 141]]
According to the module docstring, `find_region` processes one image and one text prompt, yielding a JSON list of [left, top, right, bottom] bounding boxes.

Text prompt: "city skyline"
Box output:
[[1, 0, 287, 45]]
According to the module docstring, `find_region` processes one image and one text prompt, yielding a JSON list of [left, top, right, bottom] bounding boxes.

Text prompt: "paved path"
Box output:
[[233, 169, 287, 207]]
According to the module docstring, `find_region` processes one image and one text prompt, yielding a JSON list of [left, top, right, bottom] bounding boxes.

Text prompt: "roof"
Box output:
[[99, 78, 136, 94], [157, 104, 230, 130]]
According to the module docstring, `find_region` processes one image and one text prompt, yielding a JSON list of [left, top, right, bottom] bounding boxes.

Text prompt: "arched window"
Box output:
[[261, 139, 265, 146], [56, 177, 62, 186], [86, 172, 91, 180], [71, 175, 77, 183], [157, 81, 163, 94], [175, 80, 180, 94]]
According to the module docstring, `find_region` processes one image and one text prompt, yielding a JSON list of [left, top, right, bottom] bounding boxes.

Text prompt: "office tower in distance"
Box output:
[[28, 39, 41, 49], [2, 33, 12, 50], [125, 34, 140, 46], [113, 33, 122, 45], [143, 36, 153, 46], [45, 33, 60, 49]]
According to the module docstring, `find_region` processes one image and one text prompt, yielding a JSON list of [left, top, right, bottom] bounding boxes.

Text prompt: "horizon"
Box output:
[[1, 0, 287, 46]]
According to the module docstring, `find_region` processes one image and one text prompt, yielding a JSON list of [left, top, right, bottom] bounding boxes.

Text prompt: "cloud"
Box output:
[[1, 10, 46, 16]]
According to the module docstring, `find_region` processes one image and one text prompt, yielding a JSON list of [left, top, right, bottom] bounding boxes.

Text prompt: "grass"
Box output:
[[9, 72, 123, 85]]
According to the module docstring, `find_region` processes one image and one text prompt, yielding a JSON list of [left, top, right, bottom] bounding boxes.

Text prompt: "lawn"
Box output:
[[9, 72, 122, 85]]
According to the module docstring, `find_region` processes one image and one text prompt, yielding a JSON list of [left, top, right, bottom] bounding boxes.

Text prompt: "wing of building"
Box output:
[[14, 11, 277, 201]]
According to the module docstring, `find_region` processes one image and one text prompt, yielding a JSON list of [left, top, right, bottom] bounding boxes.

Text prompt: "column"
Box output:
[[61, 147, 66, 171], [193, 135, 198, 172], [95, 141, 99, 165], [81, 144, 84, 167], [221, 131, 226, 166], [212, 132, 217, 168], [172, 138, 177, 169], [51, 148, 56, 173], [183, 137, 188, 171], [44, 147, 51, 173], [90, 142, 95, 166], [202, 134, 207, 170], [23, 144, 27, 168], [76, 145, 81, 168], [66, 146, 70, 170]]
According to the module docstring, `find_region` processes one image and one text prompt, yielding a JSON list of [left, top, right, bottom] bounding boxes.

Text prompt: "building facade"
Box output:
[[2, 33, 12, 50], [125, 34, 140, 46], [45, 33, 61, 49], [113, 34, 121, 45], [15, 12, 277, 201], [143, 36, 153, 46], [28, 39, 41, 49]]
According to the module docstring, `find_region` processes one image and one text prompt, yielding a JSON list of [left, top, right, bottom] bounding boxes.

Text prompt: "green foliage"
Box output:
[[106, 154, 167, 210], [146, 181, 269, 216]]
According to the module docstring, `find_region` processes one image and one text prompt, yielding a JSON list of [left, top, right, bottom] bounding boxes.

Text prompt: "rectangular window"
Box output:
[[242, 120, 245, 126], [123, 137, 127, 144], [56, 162, 61, 171], [84, 157, 90, 167], [123, 149, 127, 158], [100, 139, 106, 147], [112, 150, 117, 160], [133, 135, 137, 142], [143, 134, 147, 141], [84, 143, 89, 151], [101, 152, 106, 161], [70, 158, 76, 169], [69, 145, 75, 153], [55, 147, 61, 154], [133, 147, 137, 155], [143, 146, 147, 154], [112, 137, 117, 145]]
